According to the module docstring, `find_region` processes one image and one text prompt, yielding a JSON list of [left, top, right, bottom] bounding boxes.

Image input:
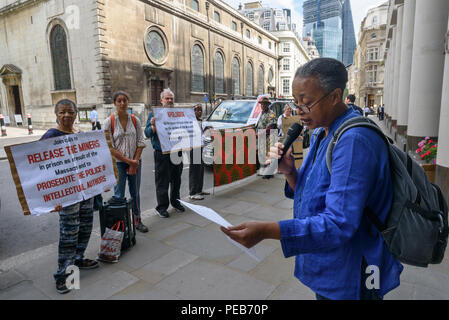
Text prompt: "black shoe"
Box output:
[[56, 278, 71, 294], [136, 221, 149, 233], [75, 259, 99, 270], [172, 204, 185, 212], [156, 209, 170, 218]]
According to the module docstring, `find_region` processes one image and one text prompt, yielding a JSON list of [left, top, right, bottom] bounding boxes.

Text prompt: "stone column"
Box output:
[[383, 51, 389, 118], [385, 49, 392, 121], [392, 5, 403, 132], [396, 0, 416, 136], [407, 0, 449, 149], [387, 35, 396, 127], [436, 16, 449, 201]]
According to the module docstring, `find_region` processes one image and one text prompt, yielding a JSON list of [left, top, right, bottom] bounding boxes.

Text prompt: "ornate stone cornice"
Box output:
[[0, 0, 46, 16], [139, 0, 279, 60]]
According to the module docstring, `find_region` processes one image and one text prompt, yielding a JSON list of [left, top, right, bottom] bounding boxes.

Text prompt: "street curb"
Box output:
[[0, 173, 262, 272]]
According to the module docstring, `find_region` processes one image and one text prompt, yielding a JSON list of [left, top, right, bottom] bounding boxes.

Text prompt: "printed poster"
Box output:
[[6, 131, 116, 215]]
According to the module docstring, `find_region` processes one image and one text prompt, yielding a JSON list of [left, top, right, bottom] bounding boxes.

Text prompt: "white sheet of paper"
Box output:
[[179, 200, 260, 261]]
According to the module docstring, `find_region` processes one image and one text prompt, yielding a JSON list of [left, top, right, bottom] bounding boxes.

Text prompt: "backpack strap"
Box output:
[[110, 114, 137, 136], [325, 117, 391, 174], [325, 117, 393, 233], [130, 114, 137, 130], [110, 114, 115, 136]]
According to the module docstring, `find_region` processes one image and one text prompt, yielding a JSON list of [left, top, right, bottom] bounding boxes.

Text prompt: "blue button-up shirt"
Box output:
[[279, 108, 403, 300], [144, 111, 162, 151]]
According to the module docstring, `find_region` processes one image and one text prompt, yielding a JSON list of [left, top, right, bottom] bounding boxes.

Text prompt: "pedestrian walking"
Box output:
[[345, 94, 363, 115], [90, 106, 101, 130], [221, 58, 403, 300]]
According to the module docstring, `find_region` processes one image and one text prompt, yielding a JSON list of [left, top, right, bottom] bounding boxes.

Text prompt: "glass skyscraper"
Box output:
[[303, 0, 356, 65], [342, 0, 357, 66]]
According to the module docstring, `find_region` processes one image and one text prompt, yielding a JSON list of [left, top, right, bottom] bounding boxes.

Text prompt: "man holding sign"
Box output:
[[145, 89, 186, 218]]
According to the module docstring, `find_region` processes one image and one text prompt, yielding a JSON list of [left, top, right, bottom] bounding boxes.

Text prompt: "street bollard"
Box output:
[[27, 113, 33, 135], [0, 114, 6, 137]]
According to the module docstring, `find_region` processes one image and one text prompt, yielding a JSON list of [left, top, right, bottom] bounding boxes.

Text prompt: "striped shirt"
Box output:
[[103, 113, 146, 161]]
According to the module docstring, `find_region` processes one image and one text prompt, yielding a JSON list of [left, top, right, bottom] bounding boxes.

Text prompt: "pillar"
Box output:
[[436, 15, 449, 201], [396, 0, 416, 136], [392, 5, 403, 131], [407, 0, 449, 149]]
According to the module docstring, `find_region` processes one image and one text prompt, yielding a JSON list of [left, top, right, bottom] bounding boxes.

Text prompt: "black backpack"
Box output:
[[326, 117, 448, 267], [99, 197, 137, 251]]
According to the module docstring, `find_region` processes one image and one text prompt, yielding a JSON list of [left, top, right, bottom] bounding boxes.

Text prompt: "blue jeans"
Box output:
[[114, 160, 142, 218]]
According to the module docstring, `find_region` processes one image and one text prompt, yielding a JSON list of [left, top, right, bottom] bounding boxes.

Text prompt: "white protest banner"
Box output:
[[246, 94, 270, 126], [153, 107, 202, 154], [6, 131, 116, 216]]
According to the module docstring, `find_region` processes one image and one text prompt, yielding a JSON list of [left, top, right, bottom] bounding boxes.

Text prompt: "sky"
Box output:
[[226, 0, 387, 38]]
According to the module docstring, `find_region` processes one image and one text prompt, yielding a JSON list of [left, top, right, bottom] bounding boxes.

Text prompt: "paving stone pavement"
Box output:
[[1, 157, 449, 300]]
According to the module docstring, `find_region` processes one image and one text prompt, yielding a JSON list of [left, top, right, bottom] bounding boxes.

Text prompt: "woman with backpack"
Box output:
[[103, 91, 148, 233]]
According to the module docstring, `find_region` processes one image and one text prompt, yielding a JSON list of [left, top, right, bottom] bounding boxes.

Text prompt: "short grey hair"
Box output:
[[54, 99, 78, 115], [294, 58, 348, 94], [160, 88, 174, 100]]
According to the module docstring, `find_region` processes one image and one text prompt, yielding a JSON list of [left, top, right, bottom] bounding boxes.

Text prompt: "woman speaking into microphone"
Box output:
[[221, 58, 402, 300]]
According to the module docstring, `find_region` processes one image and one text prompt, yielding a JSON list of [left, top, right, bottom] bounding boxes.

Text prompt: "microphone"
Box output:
[[279, 122, 303, 162]]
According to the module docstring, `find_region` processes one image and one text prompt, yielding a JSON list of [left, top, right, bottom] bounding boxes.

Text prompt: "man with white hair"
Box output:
[[145, 88, 185, 218]]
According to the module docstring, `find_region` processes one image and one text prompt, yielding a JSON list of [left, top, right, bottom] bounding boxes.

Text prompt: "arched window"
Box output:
[[268, 68, 274, 85], [50, 24, 71, 90], [232, 57, 240, 95], [257, 65, 264, 95], [191, 0, 199, 11], [246, 62, 253, 96], [214, 51, 225, 94], [191, 44, 205, 92]]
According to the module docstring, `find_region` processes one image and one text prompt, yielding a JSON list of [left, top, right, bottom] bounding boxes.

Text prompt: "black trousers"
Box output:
[[92, 122, 101, 130], [189, 148, 204, 196], [154, 150, 183, 212]]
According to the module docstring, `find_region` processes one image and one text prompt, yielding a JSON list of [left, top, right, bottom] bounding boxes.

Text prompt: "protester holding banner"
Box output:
[[189, 104, 211, 200], [256, 97, 277, 180], [40, 99, 99, 294], [103, 91, 148, 233], [145, 88, 185, 218]]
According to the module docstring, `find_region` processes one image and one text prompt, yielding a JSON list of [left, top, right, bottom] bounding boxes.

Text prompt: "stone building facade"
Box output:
[[349, 2, 387, 109], [271, 30, 310, 99], [0, 0, 280, 129]]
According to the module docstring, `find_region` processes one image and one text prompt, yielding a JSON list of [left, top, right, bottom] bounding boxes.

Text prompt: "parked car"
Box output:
[[201, 99, 297, 166], [202, 99, 259, 166]]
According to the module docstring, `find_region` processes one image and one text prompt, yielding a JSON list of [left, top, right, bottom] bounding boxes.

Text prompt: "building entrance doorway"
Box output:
[[12, 85, 22, 115], [151, 80, 164, 106]]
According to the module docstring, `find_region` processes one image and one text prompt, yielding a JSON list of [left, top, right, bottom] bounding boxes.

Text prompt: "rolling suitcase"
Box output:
[[99, 197, 136, 251]]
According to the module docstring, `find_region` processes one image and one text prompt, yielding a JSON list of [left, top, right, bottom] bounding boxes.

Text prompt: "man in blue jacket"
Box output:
[[145, 88, 185, 218], [221, 58, 403, 300]]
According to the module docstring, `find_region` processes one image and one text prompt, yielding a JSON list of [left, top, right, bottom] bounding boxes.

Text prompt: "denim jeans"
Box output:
[[114, 160, 142, 218], [54, 198, 94, 281]]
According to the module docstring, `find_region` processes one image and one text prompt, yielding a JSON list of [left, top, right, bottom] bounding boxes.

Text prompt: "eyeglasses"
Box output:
[[294, 89, 334, 114]]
